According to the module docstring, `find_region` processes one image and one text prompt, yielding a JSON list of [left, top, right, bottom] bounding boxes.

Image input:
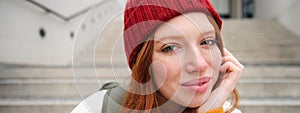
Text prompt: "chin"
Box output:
[[186, 86, 214, 108]]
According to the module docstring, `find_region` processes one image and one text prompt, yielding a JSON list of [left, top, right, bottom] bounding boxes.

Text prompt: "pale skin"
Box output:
[[150, 12, 244, 113]]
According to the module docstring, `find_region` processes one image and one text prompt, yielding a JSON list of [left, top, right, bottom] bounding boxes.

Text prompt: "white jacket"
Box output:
[[71, 90, 242, 113]]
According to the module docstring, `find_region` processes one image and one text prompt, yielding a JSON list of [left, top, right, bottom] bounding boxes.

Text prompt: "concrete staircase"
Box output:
[[1, 19, 300, 113], [222, 19, 300, 113], [0, 20, 127, 113]]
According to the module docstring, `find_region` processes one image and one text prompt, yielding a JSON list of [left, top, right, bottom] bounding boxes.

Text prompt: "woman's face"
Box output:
[[151, 12, 222, 107]]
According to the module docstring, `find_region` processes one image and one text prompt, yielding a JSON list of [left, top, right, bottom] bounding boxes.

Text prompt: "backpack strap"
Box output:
[[100, 82, 126, 113]]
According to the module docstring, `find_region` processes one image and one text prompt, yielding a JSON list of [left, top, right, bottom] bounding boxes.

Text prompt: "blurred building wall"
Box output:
[[0, 0, 78, 66], [0, 0, 121, 66]]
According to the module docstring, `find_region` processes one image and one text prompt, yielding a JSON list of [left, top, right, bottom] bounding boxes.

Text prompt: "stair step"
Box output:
[[242, 65, 300, 78], [237, 78, 300, 98], [240, 97, 300, 106], [0, 98, 80, 106], [0, 98, 78, 113], [239, 98, 300, 113], [0, 77, 299, 98], [224, 38, 300, 46], [0, 78, 118, 98], [0, 66, 130, 79]]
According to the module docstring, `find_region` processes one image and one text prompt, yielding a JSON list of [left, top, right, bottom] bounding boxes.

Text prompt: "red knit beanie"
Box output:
[[123, 0, 222, 69]]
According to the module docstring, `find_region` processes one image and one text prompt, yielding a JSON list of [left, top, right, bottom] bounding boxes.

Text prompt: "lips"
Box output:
[[181, 77, 210, 92]]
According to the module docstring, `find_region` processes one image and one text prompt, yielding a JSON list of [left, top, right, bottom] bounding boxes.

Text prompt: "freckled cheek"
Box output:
[[210, 49, 222, 83], [205, 47, 221, 66], [151, 58, 182, 90]]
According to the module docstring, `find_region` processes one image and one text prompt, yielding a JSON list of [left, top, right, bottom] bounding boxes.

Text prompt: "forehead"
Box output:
[[154, 12, 214, 38]]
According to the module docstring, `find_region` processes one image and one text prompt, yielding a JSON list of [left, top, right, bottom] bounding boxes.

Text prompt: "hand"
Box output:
[[199, 48, 244, 113]]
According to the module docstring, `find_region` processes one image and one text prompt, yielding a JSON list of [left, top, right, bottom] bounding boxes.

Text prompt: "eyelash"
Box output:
[[200, 39, 217, 46], [161, 44, 178, 53], [160, 39, 217, 53]]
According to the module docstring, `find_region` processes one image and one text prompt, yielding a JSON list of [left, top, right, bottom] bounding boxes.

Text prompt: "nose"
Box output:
[[184, 46, 210, 73]]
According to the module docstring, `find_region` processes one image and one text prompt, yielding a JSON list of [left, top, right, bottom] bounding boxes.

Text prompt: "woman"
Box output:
[[71, 0, 244, 113]]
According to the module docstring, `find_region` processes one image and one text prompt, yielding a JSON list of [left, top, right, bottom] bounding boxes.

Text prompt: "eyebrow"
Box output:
[[154, 35, 183, 43], [154, 29, 215, 43], [200, 30, 215, 37]]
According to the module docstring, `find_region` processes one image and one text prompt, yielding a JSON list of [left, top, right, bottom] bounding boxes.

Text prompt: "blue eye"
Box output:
[[161, 45, 177, 52], [200, 39, 216, 46]]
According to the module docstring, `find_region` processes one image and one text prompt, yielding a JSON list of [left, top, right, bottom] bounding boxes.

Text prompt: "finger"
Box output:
[[222, 56, 244, 69], [220, 61, 242, 74], [219, 62, 242, 84]]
